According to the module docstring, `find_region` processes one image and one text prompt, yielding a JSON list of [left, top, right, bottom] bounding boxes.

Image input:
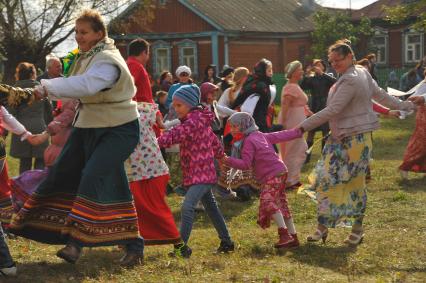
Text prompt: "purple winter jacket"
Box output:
[[158, 108, 224, 186], [225, 129, 303, 183]]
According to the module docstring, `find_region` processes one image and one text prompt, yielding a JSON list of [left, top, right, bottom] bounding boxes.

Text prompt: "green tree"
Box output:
[[0, 0, 154, 83], [311, 9, 373, 59], [384, 0, 426, 30]]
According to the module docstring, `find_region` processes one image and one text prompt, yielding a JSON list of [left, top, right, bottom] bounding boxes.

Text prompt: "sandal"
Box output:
[[306, 228, 328, 243], [344, 231, 364, 246]]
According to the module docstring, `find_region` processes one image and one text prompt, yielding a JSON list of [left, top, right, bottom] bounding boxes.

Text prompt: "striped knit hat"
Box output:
[[173, 84, 201, 108]]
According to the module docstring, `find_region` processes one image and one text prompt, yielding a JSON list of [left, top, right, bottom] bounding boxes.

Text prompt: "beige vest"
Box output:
[[69, 41, 138, 128]]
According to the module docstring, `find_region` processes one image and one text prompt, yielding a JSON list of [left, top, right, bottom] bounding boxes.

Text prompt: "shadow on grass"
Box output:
[[171, 196, 256, 228], [392, 266, 426, 273], [287, 243, 357, 273], [10, 249, 133, 283], [398, 176, 426, 192]]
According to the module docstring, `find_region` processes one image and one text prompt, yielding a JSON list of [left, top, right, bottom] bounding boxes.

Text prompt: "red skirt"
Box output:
[[258, 173, 291, 229], [399, 106, 426, 173], [0, 164, 13, 225], [130, 174, 181, 245]]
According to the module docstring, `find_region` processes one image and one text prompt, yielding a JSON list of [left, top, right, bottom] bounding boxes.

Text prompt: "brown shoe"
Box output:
[[56, 244, 81, 264], [119, 252, 144, 268], [287, 233, 300, 248]]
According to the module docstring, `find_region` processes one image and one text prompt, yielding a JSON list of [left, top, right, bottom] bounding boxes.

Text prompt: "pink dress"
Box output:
[[278, 83, 309, 186]]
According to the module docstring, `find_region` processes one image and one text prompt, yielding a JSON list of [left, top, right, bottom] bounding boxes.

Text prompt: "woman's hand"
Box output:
[[27, 131, 50, 145], [219, 154, 229, 170], [387, 110, 401, 118], [408, 96, 425, 106], [33, 85, 48, 100]]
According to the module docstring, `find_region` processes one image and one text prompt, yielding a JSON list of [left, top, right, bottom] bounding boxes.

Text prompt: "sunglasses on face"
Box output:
[[179, 73, 189, 77]]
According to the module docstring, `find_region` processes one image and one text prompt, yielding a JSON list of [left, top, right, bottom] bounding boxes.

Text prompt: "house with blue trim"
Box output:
[[109, 0, 317, 80]]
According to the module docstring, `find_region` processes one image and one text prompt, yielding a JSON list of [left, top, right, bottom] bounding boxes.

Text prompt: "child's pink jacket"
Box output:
[[158, 108, 224, 186]]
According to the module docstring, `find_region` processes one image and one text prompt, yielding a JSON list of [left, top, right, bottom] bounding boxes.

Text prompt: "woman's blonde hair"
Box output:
[[76, 9, 107, 38], [285, 61, 302, 79], [228, 67, 249, 104]]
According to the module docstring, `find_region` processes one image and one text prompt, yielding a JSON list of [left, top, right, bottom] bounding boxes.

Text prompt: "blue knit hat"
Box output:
[[172, 84, 201, 108]]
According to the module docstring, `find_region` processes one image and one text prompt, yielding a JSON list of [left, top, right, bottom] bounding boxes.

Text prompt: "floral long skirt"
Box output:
[[399, 106, 426, 173], [258, 173, 291, 229], [299, 133, 372, 228]]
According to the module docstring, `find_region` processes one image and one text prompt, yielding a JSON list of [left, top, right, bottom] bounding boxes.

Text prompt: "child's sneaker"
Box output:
[[194, 201, 205, 212], [217, 241, 235, 253], [169, 243, 192, 258], [0, 263, 17, 277]]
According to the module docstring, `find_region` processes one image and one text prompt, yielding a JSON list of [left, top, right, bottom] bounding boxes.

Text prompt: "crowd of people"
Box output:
[[0, 8, 425, 278]]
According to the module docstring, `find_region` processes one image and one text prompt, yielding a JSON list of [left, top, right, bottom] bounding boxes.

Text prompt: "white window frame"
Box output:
[[151, 40, 171, 77], [177, 39, 198, 76], [370, 27, 388, 65], [404, 28, 424, 64]]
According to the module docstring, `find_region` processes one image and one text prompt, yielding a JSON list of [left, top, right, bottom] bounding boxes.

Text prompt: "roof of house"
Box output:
[[179, 0, 317, 33], [351, 0, 402, 20], [113, 0, 321, 34]]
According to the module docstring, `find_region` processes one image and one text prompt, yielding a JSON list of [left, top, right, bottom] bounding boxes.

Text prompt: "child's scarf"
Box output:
[[229, 112, 258, 158]]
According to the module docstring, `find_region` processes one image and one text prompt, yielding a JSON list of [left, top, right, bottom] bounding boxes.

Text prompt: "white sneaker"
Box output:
[[399, 170, 408, 179], [0, 264, 17, 277]]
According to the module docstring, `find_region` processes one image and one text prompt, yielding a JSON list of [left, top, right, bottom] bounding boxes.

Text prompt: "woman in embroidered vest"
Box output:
[[231, 59, 275, 133], [9, 9, 144, 267], [298, 41, 416, 246]]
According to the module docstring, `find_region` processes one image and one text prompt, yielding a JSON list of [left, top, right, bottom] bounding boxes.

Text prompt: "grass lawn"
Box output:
[[3, 116, 426, 283]]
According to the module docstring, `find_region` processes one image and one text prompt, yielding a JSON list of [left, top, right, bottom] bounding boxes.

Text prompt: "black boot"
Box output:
[[217, 241, 235, 253], [56, 243, 82, 264]]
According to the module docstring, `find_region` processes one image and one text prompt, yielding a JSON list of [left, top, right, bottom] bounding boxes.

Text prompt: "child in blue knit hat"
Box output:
[[158, 84, 234, 258]]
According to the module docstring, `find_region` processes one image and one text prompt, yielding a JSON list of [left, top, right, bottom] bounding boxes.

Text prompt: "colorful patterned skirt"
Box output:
[[399, 106, 426, 173], [130, 174, 181, 245], [258, 173, 291, 229], [9, 120, 142, 247], [299, 133, 372, 228]]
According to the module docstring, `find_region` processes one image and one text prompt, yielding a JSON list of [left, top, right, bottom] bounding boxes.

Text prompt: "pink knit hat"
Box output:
[[200, 82, 219, 103]]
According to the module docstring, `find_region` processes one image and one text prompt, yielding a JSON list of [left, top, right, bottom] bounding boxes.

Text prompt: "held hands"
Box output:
[[27, 131, 49, 145], [219, 154, 229, 170], [387, 110, 401, 118], [408, 96, 425, 106], [33, 85, 48, 100]]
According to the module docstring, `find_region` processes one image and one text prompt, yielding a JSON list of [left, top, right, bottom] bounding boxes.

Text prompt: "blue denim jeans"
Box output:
[[0, 224, 14, 268], [180, 183, 232, 244]]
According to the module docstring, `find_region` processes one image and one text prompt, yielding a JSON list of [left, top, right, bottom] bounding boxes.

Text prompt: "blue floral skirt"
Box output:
[[299, 133, 372, 228]]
